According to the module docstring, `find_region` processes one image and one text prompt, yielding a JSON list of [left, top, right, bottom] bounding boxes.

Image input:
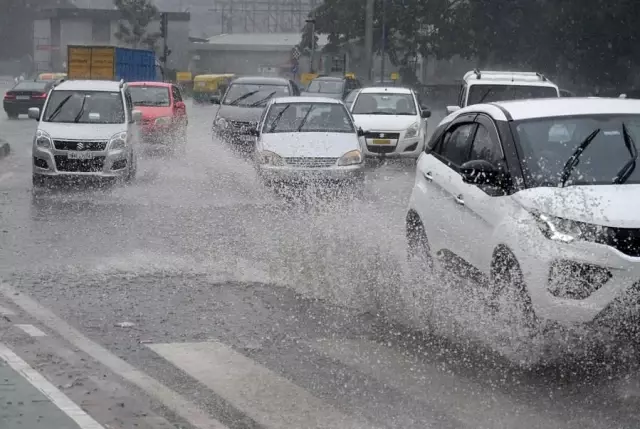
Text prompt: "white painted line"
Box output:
[[0, 342, 105, 429], [0, 282, 229, 429], [149, 341, 380, 429], [0, 172, 13, 183], [15, 324, 47, 337], [0, 304, 16, 316]]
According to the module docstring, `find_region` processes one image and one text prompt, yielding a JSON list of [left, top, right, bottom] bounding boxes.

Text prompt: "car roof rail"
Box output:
[[536, 72, 547, 81], [473, 68, 481, 79], [52, 78, 65, 87]]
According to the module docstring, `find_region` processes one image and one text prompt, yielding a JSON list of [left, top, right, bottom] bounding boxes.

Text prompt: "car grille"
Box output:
[[367, 145, 396, 154], [229, 120, 254, 129], [363, 131, 400, 140], [285, 157, 338, 168], [53, 140, 108, 151], [54, 155, 105, 172]]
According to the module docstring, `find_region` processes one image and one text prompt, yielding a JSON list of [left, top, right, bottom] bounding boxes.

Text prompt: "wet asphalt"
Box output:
[[1, 95, 640, 429]]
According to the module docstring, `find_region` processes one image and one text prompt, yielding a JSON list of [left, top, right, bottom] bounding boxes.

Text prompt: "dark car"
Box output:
[[302, 76, 361, 100], [3, 80, 53, 119], [210, 76, 300, 149]]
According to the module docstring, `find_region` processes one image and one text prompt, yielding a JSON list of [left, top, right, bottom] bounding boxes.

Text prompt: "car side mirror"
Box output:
[[28, 107, 40, 120], [132, 110, 142, 123], [446, 105, 461, 115], [421, 109, 431, 118], [249, 127, 260, 137], [460, 159, 505, 186], [175, 101, 186, 109], [357, 127, 365, 137], [210, 95, 220, 104]]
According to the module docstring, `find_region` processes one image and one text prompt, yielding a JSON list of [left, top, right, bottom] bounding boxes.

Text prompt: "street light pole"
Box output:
[[306, 14, 316, 74], [364, 0, 374, 83], [380, 0, 386, 83]]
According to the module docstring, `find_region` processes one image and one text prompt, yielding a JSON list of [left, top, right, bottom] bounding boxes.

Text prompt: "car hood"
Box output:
[[352, 114, 418, 131], [260, 132, 360, 158], [513, 185, 640, 228], [216, 104, 263, 123], [300, 92, 342, 99], [134, 105, 173, 119], [38, 122, 126, 140]]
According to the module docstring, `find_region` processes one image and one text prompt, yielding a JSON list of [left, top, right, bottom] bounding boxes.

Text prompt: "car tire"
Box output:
[[405, 211, 434, 272], [6, 112, 18, 119], [32, 174, 47, 190]]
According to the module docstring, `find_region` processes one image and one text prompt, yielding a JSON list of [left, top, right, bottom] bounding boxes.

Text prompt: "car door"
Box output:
[[455, 114, 512, 270], [416, 115, 477, 256]]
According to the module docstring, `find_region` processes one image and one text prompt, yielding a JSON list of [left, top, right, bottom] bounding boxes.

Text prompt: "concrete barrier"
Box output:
[[0, 139, 10, 159]]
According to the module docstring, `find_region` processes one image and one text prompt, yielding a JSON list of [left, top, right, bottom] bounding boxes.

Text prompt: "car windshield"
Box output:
[[514, 114, 640, 187], [306, 80, 344, 94], [468, 84, 559, 105], [129, 86, 171, 107], [12, 81, 47, 91], [222, 83, 290, 107], [43, 90, 125, 124], [263, 102, 354, 133], [351, 92, 417, 115]]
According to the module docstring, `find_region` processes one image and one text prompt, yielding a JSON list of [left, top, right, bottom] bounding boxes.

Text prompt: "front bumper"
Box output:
[[510, 224, 640, 325], [362, 132, 423, 158], [32, 146, 130, 179], [258, 163, 365, 184]]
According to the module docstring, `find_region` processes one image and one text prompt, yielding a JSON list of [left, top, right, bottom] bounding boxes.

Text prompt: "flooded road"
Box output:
[[1, 96, 640, 429]]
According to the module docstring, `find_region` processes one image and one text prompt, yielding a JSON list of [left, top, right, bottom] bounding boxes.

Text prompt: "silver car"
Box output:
[[29, 79, 140, 187]]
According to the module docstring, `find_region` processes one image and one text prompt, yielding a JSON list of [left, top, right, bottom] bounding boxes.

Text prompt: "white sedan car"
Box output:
[[407, 97, 640, 330], [350, 87, 431, 158], [252, 96, 365, 189]]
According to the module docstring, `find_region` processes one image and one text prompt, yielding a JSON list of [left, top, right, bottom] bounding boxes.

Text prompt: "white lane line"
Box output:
[[149, 341, 380, 429], [0, 304, 16, 316], [15, 324, 47, 337], [0, 282, 229, 429], [0, 342, 105, 429]]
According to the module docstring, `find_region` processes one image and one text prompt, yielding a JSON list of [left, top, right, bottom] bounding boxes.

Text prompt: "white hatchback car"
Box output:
[[253, 96, 365, 189], [29, 79, 141, 187], [407, 97, 640, 328], [350, 87, 431, 158]]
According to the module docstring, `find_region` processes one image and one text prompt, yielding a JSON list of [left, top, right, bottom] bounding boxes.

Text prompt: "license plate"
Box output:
[[67, 152, 94, 160], [240, 135, 254, 142], [16, 96, 29, 100], [372, 139, 391, 145]]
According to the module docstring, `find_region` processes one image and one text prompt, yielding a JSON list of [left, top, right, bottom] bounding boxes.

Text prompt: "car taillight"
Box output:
[[3, 93, 15, 99], [32, 93, 47, 99]]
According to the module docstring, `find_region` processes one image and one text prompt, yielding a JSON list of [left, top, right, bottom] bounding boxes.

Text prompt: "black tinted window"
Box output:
[[439, 123, 477, 165], [172, 86, 183, 102], [469, 124, 503, 165], [467, 85, 558, 105]]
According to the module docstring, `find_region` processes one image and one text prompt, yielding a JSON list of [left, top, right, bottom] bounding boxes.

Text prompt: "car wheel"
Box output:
[[32, 174, 48, 190], [405, 211, 434, 272], [6, 112, 18, 119]]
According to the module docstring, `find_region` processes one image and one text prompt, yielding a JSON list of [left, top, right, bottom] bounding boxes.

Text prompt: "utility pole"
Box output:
[[380, 0, 386, 83], [364, 0, 374, 83], [306, 13, 316, 73], [160, 12, 170, 70]]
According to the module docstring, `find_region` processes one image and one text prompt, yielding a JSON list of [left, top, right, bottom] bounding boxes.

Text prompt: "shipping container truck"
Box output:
[[66, 45, 164, 82]]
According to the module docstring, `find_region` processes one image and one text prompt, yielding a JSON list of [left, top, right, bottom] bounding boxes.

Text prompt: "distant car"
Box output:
[[350, 86, 431, 159], [210, 76, 300, 150], [301, 76, 361, 100], [128, 81, 188, 154], [3, 80, 53, 119], [344, 88, 362, 109], [253, 96, 365, 192], [29, 79, 141, 188]]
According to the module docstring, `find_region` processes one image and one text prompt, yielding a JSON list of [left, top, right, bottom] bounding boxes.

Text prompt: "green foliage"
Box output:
[[113, 0, 161, 50]]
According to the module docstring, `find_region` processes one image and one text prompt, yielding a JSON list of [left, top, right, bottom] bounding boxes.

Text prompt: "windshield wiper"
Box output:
[[249, 91, 277, 107], [268, 105, 291, 132], [297, 105, 315, 131], [613, 122, 639, 184], [45, 94, 73, 121], [228, 90, 259, 106], [476, 87, 494, 104], [73, 95, 87, 123], [559, 128, 601, 187]]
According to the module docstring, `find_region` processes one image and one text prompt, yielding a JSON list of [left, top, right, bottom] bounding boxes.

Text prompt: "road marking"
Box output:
[[0, 342, 105, 429], [16, 324, 47, 337], [0, 304, 16, 316], [149, 341, 380, 429], [0, 282, 229, 429]]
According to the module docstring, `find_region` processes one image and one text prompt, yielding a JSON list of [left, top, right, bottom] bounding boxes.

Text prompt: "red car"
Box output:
[[128, 82, 188, 153]]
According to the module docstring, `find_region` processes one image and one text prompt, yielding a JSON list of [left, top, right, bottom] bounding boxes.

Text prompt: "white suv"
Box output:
[[29, 79, 140, 187], [407, 97, 640, 330], [446, 70, 560, 115]]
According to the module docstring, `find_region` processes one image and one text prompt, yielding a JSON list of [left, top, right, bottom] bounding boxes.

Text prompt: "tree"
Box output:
[[113, 0, 161, 50]]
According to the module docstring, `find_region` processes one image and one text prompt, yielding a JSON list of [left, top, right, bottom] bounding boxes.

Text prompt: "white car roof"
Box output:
[[463, 70, 558, 89], [444, 97, 640, 123], [272, 96, 344, 104], [53, 80, 123, 92], [359, 87, 413, 95]]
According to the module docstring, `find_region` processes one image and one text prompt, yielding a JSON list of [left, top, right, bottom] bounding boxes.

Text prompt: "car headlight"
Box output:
[[109, 132, 128, 150], [215, 117, 228, 130], [35, 129, 52, 149], [338, 149, 363, 166], [404, 121, 419, 139], [154, 116, 171, 125], [532, 212, 609, 243], [257, 150, 284, 166]]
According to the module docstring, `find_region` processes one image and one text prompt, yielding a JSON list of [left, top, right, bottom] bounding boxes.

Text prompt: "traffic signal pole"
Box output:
[[160, 13, 170, 69]]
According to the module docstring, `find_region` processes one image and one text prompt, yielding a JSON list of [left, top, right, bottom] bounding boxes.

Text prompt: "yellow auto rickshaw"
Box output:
[[193, 74, 235, 103], [38, 72, 67, 81]]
